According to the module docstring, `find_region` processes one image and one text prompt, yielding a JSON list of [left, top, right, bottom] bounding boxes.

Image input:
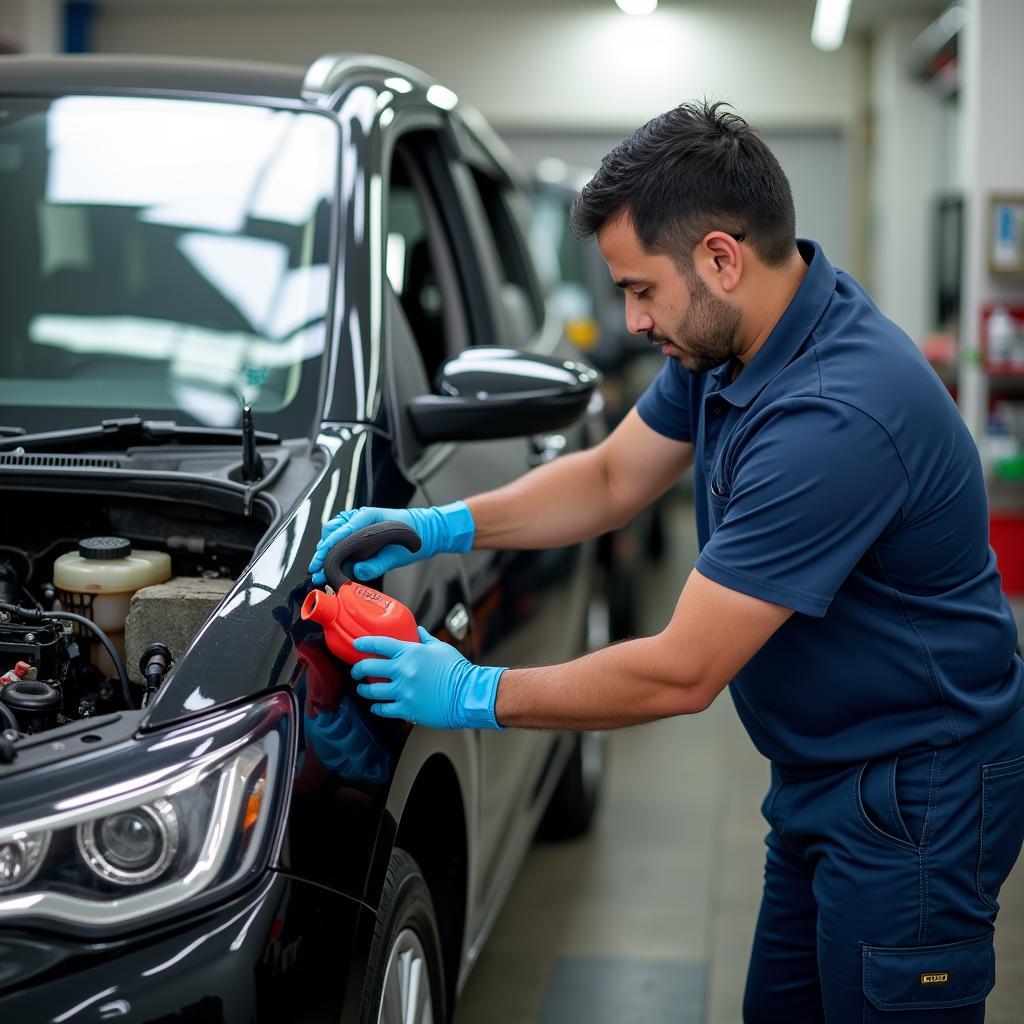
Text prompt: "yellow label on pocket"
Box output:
[[921, 972, 950, 985]]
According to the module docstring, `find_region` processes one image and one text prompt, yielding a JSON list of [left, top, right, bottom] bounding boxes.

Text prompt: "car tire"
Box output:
[[537, 731, 606, 841], [360, 848, 447, 1024]]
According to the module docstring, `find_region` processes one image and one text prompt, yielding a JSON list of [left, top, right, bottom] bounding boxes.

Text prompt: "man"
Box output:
[[309, 102, 1024, 1022]]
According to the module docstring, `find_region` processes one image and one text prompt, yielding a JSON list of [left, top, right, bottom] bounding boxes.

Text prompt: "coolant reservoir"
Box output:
[[54, 537, 172, 678]]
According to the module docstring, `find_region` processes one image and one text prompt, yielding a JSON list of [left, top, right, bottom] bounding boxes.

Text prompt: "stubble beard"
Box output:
[[649, 272, 742, 374]]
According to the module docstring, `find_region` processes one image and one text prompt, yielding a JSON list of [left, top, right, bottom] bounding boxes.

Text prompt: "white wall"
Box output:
[[92, 3, 865, 133], [959, 0, 1024, 440], [868, 16, 941, 344]]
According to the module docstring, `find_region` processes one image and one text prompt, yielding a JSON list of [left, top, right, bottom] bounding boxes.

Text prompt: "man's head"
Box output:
[[571, 101, 798, 372]]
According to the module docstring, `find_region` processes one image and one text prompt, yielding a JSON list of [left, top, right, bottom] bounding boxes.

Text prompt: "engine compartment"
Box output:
[[0, 483, 271, 740]]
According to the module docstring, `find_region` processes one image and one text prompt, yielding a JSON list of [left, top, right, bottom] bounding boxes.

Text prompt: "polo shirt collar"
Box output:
[[715, 239, 836, 408]]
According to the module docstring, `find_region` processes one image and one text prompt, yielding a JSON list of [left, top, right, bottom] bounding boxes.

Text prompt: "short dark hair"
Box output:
[[571, 100, 796, 269]]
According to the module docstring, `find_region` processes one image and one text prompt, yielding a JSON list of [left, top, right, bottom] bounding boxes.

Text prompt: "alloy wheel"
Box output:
[[377, 927, 434, 1024]]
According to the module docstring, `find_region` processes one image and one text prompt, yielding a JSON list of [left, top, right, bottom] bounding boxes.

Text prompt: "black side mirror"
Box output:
[[407, 347, 600, 444]]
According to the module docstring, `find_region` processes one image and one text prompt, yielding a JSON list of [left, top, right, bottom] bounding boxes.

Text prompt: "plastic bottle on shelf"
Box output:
[[988, 306, 1018, 368], [1013, 324, 1024, 369]]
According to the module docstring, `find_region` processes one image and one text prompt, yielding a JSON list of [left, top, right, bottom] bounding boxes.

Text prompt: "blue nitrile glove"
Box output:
[[351, 627, 505, 730], [308, 502, 475, 586]]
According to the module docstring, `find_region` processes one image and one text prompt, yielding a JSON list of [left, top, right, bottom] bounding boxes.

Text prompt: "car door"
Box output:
[[378, 119, 594, 926], [446, 136, 599, 872]]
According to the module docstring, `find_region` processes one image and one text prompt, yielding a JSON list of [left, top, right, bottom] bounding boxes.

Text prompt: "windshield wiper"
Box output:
[[0, 416, 280, 453], [0, 426, 26, 437]]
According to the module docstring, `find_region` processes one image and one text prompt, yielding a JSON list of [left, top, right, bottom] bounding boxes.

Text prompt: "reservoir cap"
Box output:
[[78, 536, 132, 560]]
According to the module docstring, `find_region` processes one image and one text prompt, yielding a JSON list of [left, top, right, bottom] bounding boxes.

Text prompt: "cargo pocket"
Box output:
[[977, 753, 1024, 911], [862, 933, 994, 1022]]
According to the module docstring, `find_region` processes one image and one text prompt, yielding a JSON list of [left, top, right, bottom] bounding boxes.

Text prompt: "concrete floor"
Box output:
[[454, 494, 1024, 1023]]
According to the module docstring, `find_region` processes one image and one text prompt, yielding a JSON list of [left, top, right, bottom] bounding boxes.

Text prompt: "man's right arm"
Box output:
[[467, 408, 694, 551]]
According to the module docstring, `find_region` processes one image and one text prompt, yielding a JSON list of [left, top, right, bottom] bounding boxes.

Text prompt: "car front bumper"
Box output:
[[0, 870, 371, 1023]]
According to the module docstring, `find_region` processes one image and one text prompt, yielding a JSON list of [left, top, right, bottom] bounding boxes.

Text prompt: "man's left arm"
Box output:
[[493, 567, 792, 729]]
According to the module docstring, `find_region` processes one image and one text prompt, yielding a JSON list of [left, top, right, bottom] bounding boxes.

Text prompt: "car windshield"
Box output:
[[0, 94, 338, 438]]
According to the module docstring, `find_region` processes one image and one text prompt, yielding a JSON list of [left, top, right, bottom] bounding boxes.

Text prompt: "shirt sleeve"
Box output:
[[635, 359, 694, 443], [695, 400, 910, 617]]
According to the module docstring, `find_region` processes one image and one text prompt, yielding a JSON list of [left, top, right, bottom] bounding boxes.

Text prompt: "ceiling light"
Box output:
[[615, 0, 658, 15], [811, 0, 852, 51]]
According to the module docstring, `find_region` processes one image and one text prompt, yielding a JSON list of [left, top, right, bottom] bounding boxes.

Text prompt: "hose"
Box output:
[[0, 603, 133, 710], [0, 545, 34, 583], [0, 699, 19, 734], [45, 612, 132, 710]]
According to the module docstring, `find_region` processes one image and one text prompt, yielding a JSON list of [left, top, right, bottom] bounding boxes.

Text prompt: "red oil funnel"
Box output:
[[301, 582, 418, 666], [302, 520, 423, 668]]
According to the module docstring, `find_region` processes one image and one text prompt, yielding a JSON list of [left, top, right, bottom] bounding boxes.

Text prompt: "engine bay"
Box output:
[[0, 484, 272, 743]]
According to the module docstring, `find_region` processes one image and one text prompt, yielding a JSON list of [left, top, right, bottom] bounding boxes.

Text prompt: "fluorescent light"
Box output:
[[615, 0, 658, 15], [811, 0, 852, 51]]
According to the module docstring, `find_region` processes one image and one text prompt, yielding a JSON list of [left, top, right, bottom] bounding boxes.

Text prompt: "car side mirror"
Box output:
[[407, 347, 601, 445]]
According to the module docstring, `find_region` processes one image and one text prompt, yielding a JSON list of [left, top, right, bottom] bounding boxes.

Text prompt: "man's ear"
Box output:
[[700, 231, 743, 293]]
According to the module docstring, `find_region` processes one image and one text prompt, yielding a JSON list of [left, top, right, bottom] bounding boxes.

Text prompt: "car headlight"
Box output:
[[76, 798, 181, 886], [0, 692, 291, 930]]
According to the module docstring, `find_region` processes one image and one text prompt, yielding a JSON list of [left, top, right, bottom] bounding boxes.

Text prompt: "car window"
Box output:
[[0, 95, 338, 437], [386, 141, 471, 383], [467, 168, 544, 345]]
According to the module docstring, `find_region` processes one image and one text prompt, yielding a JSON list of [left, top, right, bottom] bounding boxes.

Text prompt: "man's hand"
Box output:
[[351, 627, 506, 730], [308, 502, 475, 585]]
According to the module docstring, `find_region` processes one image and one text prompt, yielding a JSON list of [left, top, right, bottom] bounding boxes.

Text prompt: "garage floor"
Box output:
[[453, 493, 1024, 1024]]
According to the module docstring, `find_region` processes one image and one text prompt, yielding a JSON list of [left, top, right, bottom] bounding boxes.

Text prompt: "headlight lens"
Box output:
[[0, 833, 50, 891], [0, 692, 291, 929], [77, 798, 181, 886]]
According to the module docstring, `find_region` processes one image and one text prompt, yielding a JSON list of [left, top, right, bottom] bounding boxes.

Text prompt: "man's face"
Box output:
[[597, 213, 741, 373]]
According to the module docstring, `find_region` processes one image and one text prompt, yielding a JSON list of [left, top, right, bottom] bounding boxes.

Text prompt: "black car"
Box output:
[[0, 53, 604, 1023]]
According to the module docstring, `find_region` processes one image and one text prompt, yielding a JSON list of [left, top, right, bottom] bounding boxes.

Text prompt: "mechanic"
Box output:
[[308, 101, 1024, 1023]]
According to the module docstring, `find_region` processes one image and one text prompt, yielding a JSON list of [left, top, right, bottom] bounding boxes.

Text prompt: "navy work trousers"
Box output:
[[743, 704, 1024, 1022]]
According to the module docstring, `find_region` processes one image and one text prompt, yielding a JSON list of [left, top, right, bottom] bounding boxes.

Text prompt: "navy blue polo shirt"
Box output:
[[637, 239, 1024, 767]]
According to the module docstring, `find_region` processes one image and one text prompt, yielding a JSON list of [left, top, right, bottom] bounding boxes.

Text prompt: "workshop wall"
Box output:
[[867, 15, 942, 347], [91, 3, 866, 133]]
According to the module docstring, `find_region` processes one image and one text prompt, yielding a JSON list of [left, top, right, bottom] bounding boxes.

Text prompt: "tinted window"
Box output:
[[469, 169, 543, 343], [386, 142, 469, 381]]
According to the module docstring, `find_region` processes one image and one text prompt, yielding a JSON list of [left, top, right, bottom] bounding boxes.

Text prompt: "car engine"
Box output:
[[0, 508, 264, 738]]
